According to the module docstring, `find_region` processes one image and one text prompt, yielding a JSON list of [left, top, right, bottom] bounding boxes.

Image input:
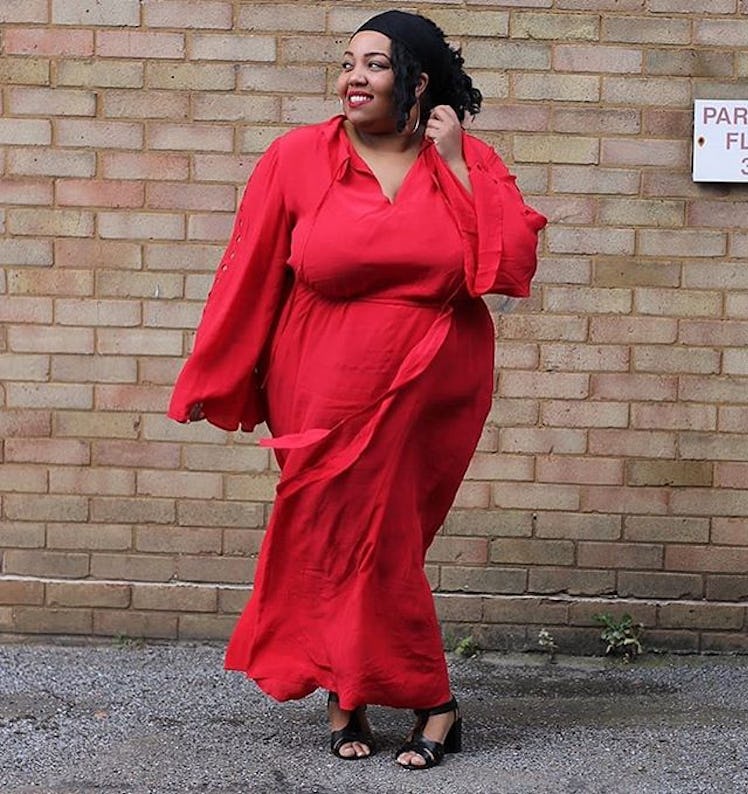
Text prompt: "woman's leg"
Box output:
[[328, 694, 374, 759]]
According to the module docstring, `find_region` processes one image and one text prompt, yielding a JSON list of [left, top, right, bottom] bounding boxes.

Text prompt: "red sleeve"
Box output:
[[436, 135, 547, 299], [167, 140, 291, 431]]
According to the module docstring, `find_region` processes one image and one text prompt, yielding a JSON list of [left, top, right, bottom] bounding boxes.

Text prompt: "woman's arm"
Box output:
[[168, 140, 292, 432]]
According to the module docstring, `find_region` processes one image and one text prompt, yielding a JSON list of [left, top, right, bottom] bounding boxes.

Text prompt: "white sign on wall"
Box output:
[[693, 99, 748, 182]]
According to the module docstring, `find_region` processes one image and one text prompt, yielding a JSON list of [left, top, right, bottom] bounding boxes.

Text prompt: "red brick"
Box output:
[[8, 269, 94, 297], [555, 44, 642, 73], [701, 633, 748, 654], [6, 438, 89, 465], [93, 610, 177, 639], [56, 180, 144, 209], [13, 607, 92, 635], [91, 497, 175, 525], [666, 545, 748, 574], [56, 238, 141, 269], [671, 489, 748, 517], [0, 521, 45, 548], [491, 538, 575, 566], [581, 486, 669, 516], [631, 403, 716, 432], [4, 550, 89, 578], [47, 523, 132, 551], [601, 139, 689, 169], [222, 529, 264, 556], [433, 594, 482, 623], [680, 320, 748, 347], [443, 509, 532, 538], [0, 178, 53, 206], [0, 240, 53, 267], [53, 0, 140, 26], [52, 355, 137, 385], [131, 583, 217, 612], [554, 109, 640, 136], [143, 0, 232, 29], [148, 122, 233, 152], [146, 183, 235, 212], [0, 352, 50, 379], [482, 596, 569, 626], [135, 526, 221, 555], [706, 575, 748, 602], [93, 440, 180, 469], [90, 553, 175, 582], [4, 28, 93, 56], [711, 518, 748, 546], [535, 512, 621, 541], [96, 30, 185, 59], [7, 149, 95, 178], [0, 464, 47, 494], [178, 614, 236, 640], [0, 410, 51, 438], [218, 587, 249, 614], [0, 580, 45, 605], [4, 494, 88, 522], [427, 537, 488, 565], [658, 603, 744, 631], [0, 0, 48, 23], [101, 152, 189, 181], [715, 462, 748, 489], [177, 555, 255, 584], [624, 516, 709, 544], [47, 582, 130, 608], [618, 572, 703, 600], [50, 467, 135, 497], [95, 384, 172, 411], [528, 568, 616, 596], [537, 456, 623, 486], [569, 600, 657, 628], [501, 427, 587, 455]]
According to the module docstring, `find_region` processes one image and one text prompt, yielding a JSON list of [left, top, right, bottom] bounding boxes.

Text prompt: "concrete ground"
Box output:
[[0, 641, 746, 794]]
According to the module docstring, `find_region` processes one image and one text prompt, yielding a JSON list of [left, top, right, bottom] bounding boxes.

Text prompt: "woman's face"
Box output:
[[336, 31, 396, 132]]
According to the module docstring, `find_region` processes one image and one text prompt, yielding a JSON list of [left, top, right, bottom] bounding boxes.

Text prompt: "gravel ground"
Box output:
[[0, 641, 746, 794]]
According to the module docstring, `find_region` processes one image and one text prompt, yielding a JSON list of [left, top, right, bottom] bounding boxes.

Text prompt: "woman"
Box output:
[[169, 10, 546, 770]]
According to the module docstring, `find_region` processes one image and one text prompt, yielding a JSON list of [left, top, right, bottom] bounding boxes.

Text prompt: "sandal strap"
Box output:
[[331, 726, 373, 754], [414, 695, 458, 719], [398, 735, 445, 768], [329, 707, 375, 756]]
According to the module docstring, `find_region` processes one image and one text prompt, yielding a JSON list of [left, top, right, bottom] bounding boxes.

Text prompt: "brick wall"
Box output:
[[1, 1, 747, 654]]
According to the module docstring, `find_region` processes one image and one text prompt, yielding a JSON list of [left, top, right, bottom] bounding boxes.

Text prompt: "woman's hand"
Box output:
[[188, 402, 205, 422], [425, 105, 463, 164], [426, 104, 472, 194]]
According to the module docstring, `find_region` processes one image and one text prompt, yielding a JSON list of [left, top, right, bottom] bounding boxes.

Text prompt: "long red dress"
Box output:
[[168, 116, 546, 711]]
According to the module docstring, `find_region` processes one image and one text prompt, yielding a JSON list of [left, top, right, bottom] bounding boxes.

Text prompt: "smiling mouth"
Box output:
[[346, 93, 374, 108]]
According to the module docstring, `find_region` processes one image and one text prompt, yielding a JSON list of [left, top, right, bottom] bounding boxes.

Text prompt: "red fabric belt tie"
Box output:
[[260, 305, 454, 498]]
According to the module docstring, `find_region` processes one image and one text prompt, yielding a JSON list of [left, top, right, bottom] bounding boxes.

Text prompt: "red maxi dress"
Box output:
[[168, 116, 546, 712]]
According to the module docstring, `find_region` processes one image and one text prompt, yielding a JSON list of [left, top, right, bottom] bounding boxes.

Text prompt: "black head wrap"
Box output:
[[354, 10, 450, 89]]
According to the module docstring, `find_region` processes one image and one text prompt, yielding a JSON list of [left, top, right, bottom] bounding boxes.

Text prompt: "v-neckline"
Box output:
[[342, 122, 429, 205]]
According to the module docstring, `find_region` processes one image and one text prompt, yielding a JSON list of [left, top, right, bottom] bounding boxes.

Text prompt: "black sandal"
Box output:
[[395, 696, 462, 770], [328, 692, 376, 760]]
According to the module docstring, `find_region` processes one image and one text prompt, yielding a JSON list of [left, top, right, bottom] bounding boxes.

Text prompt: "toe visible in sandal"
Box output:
[[328, 692, 376, 760], [395, 696, 462, 770]]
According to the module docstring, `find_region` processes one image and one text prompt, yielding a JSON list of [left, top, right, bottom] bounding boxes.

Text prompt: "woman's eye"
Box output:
[[341, 61, 353, 71], [369, 62, 387, 70]]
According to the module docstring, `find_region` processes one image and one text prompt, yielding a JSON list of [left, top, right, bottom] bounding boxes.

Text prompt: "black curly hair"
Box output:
[[388, 19, 482, 133]]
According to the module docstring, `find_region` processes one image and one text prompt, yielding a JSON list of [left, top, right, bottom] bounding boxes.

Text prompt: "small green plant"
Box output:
[[454, 635, 480, 659], [114, 633, 145, 650], [537, 628, 558, 663], [593, 613, 644, 661]]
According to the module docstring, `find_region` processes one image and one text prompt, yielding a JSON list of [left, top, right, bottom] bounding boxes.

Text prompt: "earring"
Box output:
[[411, 100, 421, 135]]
